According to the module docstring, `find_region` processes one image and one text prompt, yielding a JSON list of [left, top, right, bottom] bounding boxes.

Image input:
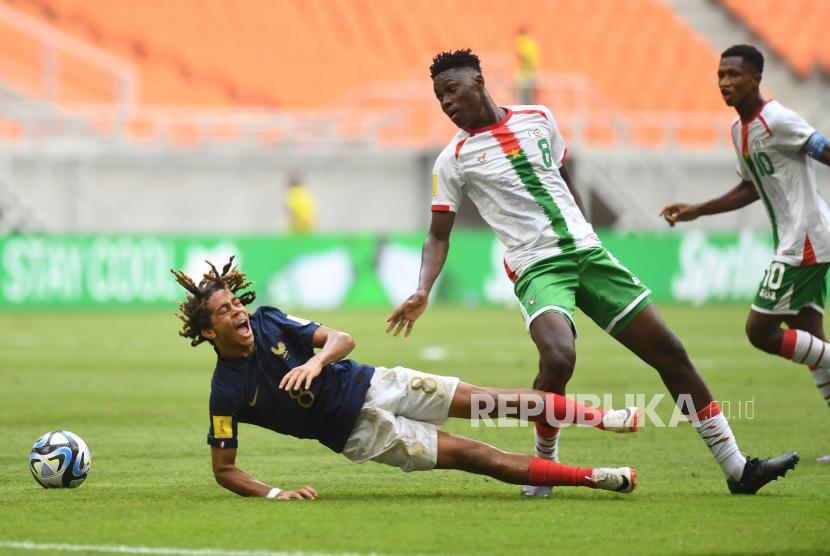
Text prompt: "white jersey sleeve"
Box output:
[[768, 107, 815, 152], [540, 106, 567, 168], [431, 140, 465, 212]]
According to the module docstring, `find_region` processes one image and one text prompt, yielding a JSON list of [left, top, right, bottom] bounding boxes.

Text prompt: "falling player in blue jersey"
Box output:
[[172, 258, 643, 499]]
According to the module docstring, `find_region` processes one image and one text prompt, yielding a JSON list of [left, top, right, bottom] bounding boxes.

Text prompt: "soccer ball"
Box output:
[[29, 431, 91, 489]]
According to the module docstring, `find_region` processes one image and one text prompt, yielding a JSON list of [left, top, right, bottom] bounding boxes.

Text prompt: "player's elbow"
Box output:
[[341, 332, 356, 352], [212, 462, 234, 484], [213, 466, 237, 491]]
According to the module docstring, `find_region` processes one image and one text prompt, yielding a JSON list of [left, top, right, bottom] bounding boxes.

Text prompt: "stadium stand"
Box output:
[[0, 0, 792, 234], [719, 0, 830, 77], [0, 0, 736, 149], [2, 0, 729, 111]]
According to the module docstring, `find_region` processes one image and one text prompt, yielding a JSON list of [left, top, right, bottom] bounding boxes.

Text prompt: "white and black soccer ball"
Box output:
[[29, 431, 91, 489]]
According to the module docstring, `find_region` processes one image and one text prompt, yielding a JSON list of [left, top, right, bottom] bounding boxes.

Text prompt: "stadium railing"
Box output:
[[0, 65, 738, 152]]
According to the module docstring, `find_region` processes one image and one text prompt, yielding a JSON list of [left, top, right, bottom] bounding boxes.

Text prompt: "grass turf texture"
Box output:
[[1, 305, 829, 556]]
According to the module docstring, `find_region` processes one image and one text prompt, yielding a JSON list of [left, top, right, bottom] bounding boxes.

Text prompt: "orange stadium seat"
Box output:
[[0, 0, 736, 147], [1, 0, 728, 110], [720, 0, 830, 77]]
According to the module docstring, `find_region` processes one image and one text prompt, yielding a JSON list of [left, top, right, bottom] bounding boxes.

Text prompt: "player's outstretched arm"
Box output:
[[386, 211, 455, 337], [817, 145, 830, 167], [659, 180, 758, 226], [279, 326, 355, 391], [211, 446, 317, 500]]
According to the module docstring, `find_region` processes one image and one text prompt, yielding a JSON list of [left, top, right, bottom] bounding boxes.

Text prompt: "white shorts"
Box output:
[[340, 366, 459, 473]]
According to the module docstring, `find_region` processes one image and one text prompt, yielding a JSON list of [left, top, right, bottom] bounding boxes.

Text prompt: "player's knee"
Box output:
[[745, 320, 770, 351], [655, 334, 694, 374], [538, 343, 576, 375]]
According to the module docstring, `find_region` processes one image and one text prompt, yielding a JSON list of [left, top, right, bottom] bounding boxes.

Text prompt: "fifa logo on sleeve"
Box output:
[[213, 416, 233, 439]]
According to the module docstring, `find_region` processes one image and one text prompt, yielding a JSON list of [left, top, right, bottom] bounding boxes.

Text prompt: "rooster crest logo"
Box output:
[[271, 342, 290, 360], [477, 153, 487, 164]]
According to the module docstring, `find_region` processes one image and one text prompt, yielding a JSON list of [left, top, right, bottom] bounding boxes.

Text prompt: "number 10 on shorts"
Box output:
[[762, 262, 785, 291]]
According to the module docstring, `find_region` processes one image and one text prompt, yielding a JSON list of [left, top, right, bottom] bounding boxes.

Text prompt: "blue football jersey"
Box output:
[[207, 306, 374, 453]]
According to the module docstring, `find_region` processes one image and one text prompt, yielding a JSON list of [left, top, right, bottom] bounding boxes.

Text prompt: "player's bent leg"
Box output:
[[745, 309, 789, 354], [434, 432, 636, 493], [617, 304, 800, 492], [529, 311, 577, 394], [614, 304, 713, 410], [784, 306, 826, 340], [447, 382, 641, 432], [784, 308, 830, 460], [524, 311, 577, 495]]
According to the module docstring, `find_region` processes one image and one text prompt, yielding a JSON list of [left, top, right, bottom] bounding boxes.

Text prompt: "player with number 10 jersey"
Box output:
[[662, 45, 830, 460]]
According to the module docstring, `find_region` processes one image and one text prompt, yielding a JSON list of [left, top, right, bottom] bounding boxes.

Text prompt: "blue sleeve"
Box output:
[[262, 306, 321, 346], [802, 132, 828, 159], [207, 384, 241, 449]]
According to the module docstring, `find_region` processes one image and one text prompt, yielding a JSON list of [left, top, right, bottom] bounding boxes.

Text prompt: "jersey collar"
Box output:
[[464, 107, 512, 136], [741, 99, 773, 124]]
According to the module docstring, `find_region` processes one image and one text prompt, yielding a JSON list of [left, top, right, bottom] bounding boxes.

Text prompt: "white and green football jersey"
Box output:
[[731, 100, 830, 266], [431, 105, 601, 281]]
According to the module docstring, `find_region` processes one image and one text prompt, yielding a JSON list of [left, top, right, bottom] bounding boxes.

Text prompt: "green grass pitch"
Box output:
[[2, 304, 829, 555]]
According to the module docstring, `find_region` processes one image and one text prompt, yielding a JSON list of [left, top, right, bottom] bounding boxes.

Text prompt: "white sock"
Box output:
[[534, 423, 559, 463], [692, 403, 745, 482], [809, 366, 830, 409], [782, 329, 830, 367]]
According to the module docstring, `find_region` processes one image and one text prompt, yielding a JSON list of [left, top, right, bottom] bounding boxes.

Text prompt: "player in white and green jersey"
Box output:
[[662, 45, 830, 461], [386, 48, 798, 495]]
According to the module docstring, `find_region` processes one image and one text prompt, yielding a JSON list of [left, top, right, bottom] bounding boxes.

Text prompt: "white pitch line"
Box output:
[[0, 541, 383, 556]]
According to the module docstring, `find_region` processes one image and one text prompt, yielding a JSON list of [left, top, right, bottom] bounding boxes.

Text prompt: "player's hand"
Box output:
[[279, 361, 323, 391], [275, 486, 317, 500], [659, 203, 700, 227], [386, 290, 429, 338]]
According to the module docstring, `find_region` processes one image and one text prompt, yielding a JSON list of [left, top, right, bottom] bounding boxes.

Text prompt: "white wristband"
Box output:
[[266, 488, 282, 499]]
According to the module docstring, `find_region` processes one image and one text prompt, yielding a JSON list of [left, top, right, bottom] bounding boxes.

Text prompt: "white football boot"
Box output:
[[601, 407, 642, 433], [587, 467, 637, 493], [521, 484, 552, 497], [521, 426, 559, 497]]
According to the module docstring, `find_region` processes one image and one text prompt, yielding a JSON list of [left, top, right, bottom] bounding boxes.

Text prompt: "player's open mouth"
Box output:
[[236, 319, 251, 337]]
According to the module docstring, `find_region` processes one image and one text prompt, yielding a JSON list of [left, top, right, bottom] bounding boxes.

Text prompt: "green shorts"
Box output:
[[514, 247, 652, 338], [751, 260, 828, 316]]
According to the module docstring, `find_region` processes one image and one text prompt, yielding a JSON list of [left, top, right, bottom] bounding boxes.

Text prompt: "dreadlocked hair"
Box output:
[[429, 48, 482, 80], [171, 256, 256, 347]]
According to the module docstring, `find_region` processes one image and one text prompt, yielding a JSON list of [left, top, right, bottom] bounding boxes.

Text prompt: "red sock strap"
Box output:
[[535, 422, 560, 439], [544, 393, 607, 428], [780, 329, 798, 359], [690, 401, 721, 423], [528, 457, 595, 488]]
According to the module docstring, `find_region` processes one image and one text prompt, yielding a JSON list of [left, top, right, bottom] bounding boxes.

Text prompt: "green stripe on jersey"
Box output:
[[744, 154, 780, 250], [508, 150, 576, 252]]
